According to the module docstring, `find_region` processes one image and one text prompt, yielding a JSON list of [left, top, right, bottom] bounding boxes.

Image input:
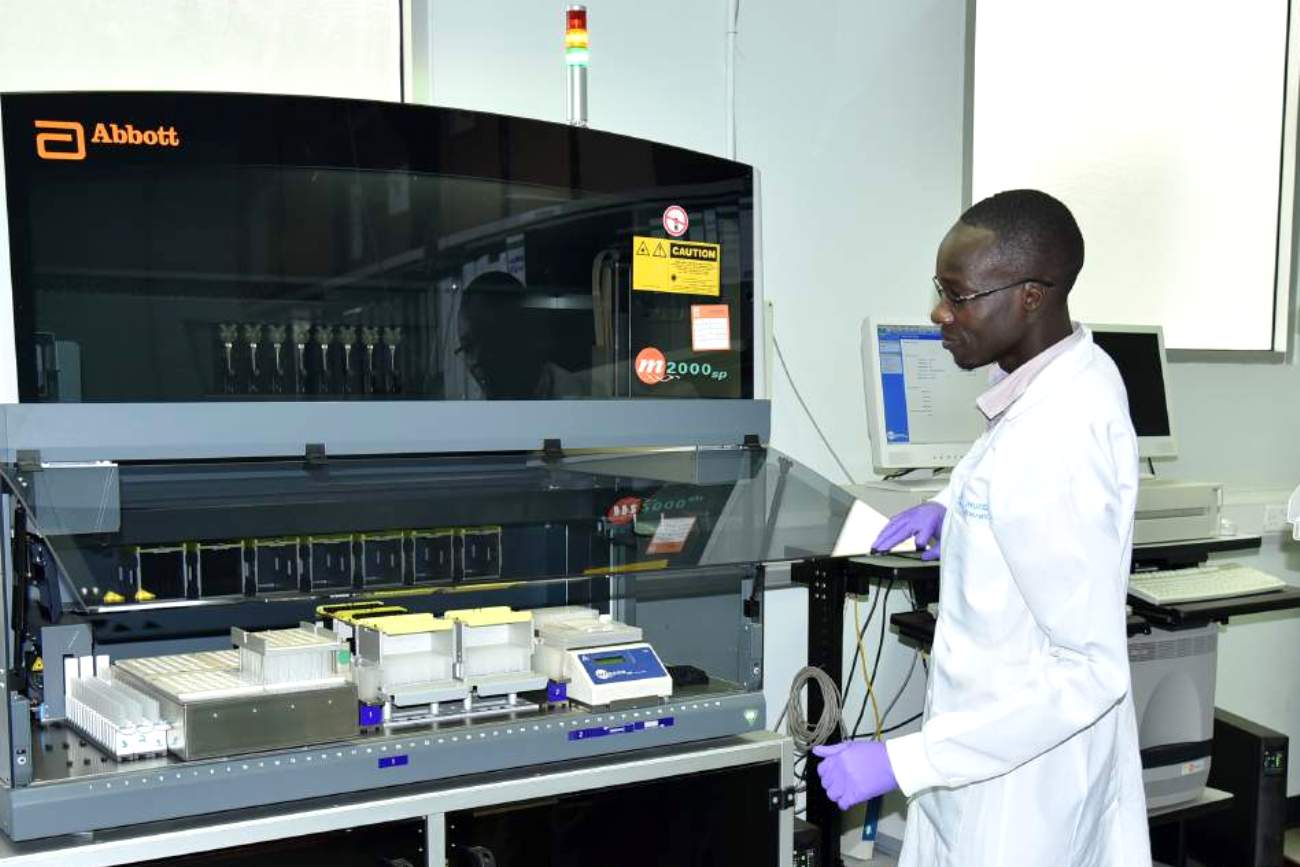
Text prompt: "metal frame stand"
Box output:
[[792, 557, 875, 867]]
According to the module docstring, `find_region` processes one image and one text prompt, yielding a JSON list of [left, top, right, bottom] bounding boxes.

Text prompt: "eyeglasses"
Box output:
[[932, 275, 1056, 306]]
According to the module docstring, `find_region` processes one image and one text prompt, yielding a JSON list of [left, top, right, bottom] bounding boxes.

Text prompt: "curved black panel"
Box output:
[[2, 92, 754, 404]]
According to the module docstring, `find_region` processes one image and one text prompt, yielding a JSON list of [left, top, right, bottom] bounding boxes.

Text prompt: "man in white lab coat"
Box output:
[[815, 189, 1151, 866]]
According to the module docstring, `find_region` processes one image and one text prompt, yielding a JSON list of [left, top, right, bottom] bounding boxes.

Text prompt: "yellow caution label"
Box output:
[[632, 235, 720, 296], [31, 657, 44, 673]]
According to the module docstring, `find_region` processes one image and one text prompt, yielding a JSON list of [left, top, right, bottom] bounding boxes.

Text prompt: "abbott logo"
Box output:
[[35, 119, 181, 161], [89, 122, 180, 148], [34, 120, 86, 161]]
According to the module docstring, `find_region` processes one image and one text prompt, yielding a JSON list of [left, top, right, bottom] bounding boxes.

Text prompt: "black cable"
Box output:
[[1147, 457, 1156, 476], [869, 579, 896, 688], [903, 580, 931, 678], [879, 649, 920, 729], [845, 713, 924, 741], [847, 709, 924, 741], [851, 579, 895, 738], [794, 753, 810, 788], [879, 710, 924, 735]]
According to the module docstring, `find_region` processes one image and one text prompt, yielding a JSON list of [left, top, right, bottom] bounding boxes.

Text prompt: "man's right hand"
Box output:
[[871, 502, 946, 560]]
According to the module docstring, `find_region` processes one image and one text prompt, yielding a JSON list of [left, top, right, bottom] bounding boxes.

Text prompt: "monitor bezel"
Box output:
[[1087, 323, 1179, 460]]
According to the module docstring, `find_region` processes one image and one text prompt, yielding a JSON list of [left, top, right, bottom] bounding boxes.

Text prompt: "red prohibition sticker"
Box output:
[[635, 346, 668, 385], [606, 496, 642, 525], [662, 205, 689, 237]]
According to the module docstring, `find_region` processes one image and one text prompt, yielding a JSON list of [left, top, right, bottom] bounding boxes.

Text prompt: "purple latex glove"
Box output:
[[813, 741, 899, 810], [871, 501, 945, 561]]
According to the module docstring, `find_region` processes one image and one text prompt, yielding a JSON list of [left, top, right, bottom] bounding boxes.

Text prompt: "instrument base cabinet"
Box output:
[[444, 761, 780, 866], [0, 733, 793, 867], [132, 820, 429, 866]]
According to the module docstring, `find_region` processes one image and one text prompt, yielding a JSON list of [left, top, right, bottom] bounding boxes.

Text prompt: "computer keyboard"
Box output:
[[1128, 562, 1289, 606]]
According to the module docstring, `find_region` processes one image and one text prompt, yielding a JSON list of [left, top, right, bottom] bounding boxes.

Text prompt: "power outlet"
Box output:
[[1262, 504, 1289, 533]]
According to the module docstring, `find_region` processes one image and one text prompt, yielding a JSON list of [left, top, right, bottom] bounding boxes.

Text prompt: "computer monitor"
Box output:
[[861, 319, 989, 472], [1089, 325, 1178, 459]]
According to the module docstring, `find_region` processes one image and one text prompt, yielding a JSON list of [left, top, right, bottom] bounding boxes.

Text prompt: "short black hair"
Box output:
[[960, 189, 1085, 291]]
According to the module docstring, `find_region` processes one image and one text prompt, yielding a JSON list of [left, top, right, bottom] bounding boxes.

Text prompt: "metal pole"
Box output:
[[567, 64, 588, 128]]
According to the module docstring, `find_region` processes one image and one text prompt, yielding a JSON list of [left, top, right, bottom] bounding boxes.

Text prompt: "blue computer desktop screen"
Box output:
[[875, 325, 988, 448], [877, 326, 942, 444]]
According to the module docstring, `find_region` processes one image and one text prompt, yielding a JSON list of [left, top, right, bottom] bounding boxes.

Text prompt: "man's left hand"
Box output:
[[813, 741, 899, 810]]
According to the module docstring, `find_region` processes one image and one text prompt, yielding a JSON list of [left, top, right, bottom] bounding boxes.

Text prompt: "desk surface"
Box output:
[[854, 534, 1265, 581], [849, 553, 940, 576], [1135, 535, 1262, 556], [858, 534, 1298, 629], [891, 610, 1151, 649]]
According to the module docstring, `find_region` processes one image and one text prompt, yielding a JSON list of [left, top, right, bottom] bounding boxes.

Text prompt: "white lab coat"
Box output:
[[885, 330, 1151, 867]]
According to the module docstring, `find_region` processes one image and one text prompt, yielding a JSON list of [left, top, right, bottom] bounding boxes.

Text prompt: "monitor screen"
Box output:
[[865, 322, 988, 471], [1090, 329, 1173, 438], [876, 325, 987, 446]]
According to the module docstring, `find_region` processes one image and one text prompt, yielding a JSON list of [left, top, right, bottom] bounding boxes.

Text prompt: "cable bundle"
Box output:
[[782, 665, 844, 753]]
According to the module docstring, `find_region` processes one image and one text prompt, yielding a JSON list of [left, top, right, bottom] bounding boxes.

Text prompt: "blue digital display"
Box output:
[[577, 645, 666, 683], [877, 325, 943, 445], [378, 755, 409, 769]]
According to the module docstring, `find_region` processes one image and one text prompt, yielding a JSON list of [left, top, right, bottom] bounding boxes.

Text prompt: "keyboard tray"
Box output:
[[1128, 586, 1300, 628]]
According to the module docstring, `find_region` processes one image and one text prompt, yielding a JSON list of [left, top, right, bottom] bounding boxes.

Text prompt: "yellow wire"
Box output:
[[853, 597, 883, 739]]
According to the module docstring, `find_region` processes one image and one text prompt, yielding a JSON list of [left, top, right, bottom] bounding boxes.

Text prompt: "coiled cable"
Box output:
[[780, 665, 845, 754]]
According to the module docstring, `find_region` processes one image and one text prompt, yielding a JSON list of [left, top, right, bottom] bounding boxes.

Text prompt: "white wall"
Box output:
[[735, 0, 969, 488], [417, 0, 729, 157], [0, 0, 401, 100], [1164, 352, 1300, 490]]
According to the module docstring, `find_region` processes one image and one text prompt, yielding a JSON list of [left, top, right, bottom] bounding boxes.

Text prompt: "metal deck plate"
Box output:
[[7, 686, 764, 841]]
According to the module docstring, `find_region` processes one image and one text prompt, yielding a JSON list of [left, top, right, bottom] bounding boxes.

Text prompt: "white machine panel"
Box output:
[[564, 642, 672, 707]]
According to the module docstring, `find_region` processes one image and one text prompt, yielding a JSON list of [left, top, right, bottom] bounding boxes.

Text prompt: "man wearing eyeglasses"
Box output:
[[815, 190, 1150, 866]]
